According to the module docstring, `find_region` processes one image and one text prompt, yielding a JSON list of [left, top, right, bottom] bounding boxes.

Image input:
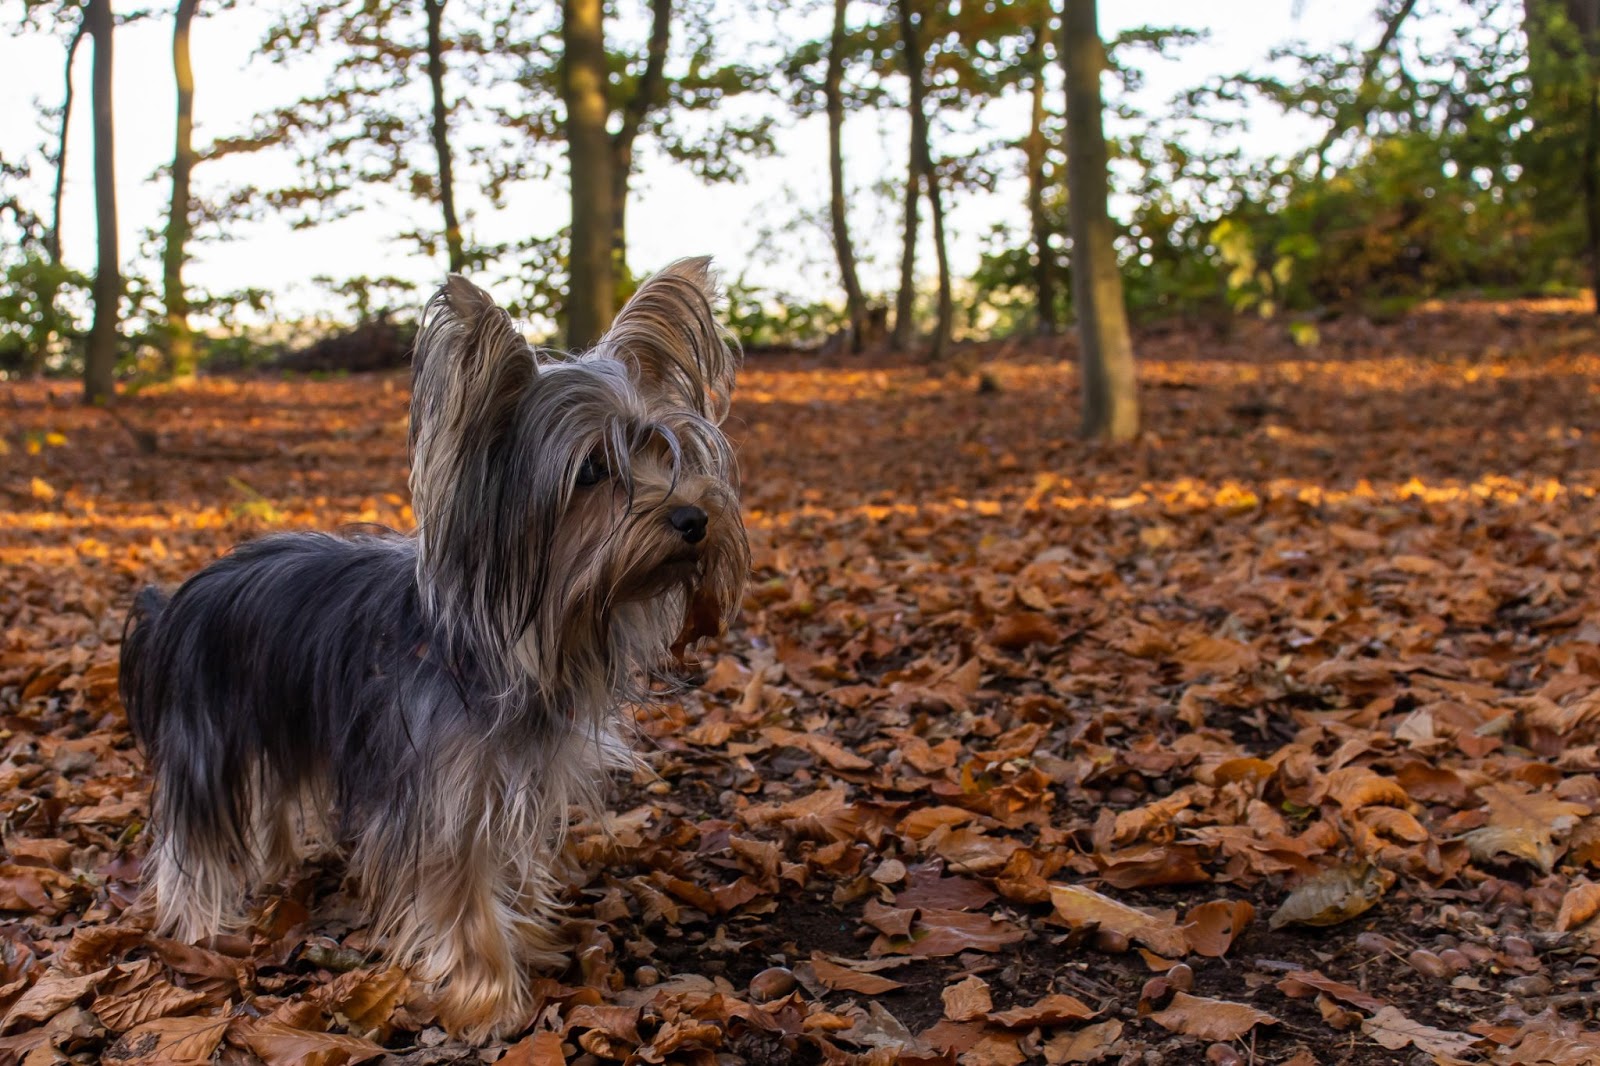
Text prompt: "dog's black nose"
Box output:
[[670, 505, 708, 544]]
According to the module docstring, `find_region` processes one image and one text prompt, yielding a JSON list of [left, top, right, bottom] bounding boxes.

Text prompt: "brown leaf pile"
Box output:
[[3, 302, 1600, 1064]]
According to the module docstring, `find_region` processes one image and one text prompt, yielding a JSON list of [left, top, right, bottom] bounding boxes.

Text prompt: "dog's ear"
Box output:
[[409, 275, 533, 457], [595, 257, 739, 424], [409, 275, 534, 553]]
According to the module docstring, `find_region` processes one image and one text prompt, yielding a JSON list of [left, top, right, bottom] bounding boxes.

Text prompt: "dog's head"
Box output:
[[408, 258, 747, 698]]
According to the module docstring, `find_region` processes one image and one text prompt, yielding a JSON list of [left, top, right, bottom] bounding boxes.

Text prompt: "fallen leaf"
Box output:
[[1, 969, 104, 1032], [805, 960, 905, 995], [988, 993, 1097, 1028], [91, 980, 209, 1031], [1043, 1018, 1124, 1064], [103, 1013, 229, 1065], [500, 1031, 567, 1066], [1181, 899, 1255, 957], [1147, 992, 1278, 1041], [941, 975, 992, 1022], [1361, 1005, 1479, 1059], [1048, 883, 1186, 957], [1269, 862, 1396, 929], [872, 908, 1026, 958], [1274, 969, 1386, 1011], [241, 1021, 385, 1066]]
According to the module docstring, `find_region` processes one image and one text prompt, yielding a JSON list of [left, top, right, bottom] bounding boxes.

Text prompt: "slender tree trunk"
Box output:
[[1587, 81, 1600, 313], [610, 142, 633, 281], [609, 0, 671, 277], [924, 155, 952, 360], [1025, 20, 1058, 335], [163, 0, 199, 377], [49, 19, 85, 265], [1062, 0, 1137, 440], [1571, 0, 1600, 313], [826, 0, 867, 353], [892, 0, 924, 351], [84, 0, 119, 404], [562, 0, 615, 348], [33, 18, 86, 377], [424, 0, 463, 273], [899, 3, 950, 359]]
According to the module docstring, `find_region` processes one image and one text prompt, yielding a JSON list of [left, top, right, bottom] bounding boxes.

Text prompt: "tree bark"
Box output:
[[1524, 0, 1600, 312], [899, 4, 950, 359], [49, 18, 86, 265], [892, 0, 924, 351], [163, 0, 199, 377], [924, 151, 952, 360], [1062, 0, 1137, 440], [1587, 80, 1600, 314], [1025, 18, 1058, 335], [609, 0, 671, 276], [826, 0, 866, 353], [84, 0, 119, 404], [562, 0, 615, 348], [425, 0, 463, 273], [1571, 0, 1600, 313]]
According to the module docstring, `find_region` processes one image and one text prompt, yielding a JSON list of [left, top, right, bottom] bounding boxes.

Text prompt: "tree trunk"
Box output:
[[609, 0, 670, 277], [924, 155, 952, 360], [826, 0, 867, 353], [49, 18, 85, 265], [562, 0, 615, 348], [1062, 0, 1137, 440], [1524, 0, 1600, 312], [1571, 0, 1600, 313], [425, 0, 463, 273], [901, 4, 949, 359], [892, 0, 924, 351], [84, 0, 119, 405], [163, 0, 199, 377], [1025, 18, 1058, 335], [1587, 81, 1600, 314]]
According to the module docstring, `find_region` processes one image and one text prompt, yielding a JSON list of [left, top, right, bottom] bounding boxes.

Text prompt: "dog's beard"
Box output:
[[501, 466, 745, 713]]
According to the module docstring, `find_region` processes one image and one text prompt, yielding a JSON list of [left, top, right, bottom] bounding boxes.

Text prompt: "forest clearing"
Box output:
[[3, 301, 1600, 1064]]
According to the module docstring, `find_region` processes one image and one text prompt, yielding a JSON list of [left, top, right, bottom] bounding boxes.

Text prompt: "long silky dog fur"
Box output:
[[120, 258, 748, 1040]]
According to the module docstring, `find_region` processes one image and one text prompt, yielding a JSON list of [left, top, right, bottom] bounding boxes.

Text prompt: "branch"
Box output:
[[1311, 0, 1419, 178], [615, 0, 671, 151]]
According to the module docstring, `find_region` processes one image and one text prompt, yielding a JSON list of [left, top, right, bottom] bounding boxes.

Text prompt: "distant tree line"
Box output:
[[1, 0, 1597, 441]]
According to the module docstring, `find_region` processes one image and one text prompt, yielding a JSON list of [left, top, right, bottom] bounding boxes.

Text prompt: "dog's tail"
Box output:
[[119, 585, 169, 748]]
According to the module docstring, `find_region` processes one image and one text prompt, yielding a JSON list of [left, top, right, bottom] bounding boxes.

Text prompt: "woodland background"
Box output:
[[4, 1, 1600, 1065], [3, 0, 1600, 407]]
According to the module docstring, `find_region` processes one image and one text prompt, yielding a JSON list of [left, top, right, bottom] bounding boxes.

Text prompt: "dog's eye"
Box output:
[[575, 458, 609, 487]]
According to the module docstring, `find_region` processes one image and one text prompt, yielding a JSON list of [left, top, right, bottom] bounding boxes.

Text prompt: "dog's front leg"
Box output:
[[354, 768, 538, 1043], [368, 830, 530, 1041]]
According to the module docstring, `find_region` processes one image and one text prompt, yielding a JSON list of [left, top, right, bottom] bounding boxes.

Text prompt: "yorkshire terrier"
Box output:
[[119, 258, 748, 1039]]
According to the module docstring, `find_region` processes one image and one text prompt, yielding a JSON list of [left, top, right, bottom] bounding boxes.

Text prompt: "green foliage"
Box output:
[[0, 253, 88, 377], [313, 274, 419, 323], [724, 278, 847, 350], [1211, 217, 1313, 317], [969, 222, 1066, 338], [967, 0, 1583, 324]]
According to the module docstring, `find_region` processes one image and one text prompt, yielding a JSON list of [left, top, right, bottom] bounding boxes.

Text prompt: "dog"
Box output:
[[119, 258, 748, 1039]]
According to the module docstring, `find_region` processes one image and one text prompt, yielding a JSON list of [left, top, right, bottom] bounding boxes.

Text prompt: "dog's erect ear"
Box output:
[[594, 257, 739, 423], [409, 275, 534, 565], [409, 275, 533, 460]]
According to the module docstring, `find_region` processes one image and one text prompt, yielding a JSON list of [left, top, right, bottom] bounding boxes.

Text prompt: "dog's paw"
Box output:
[[433, 964, 532, 1044]]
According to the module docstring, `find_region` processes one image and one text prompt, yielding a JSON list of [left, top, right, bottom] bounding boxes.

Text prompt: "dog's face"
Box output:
[[407, 258, 747, 696]]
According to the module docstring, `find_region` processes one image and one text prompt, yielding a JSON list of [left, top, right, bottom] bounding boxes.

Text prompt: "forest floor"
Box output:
[[4, 297, 1600, 1065]]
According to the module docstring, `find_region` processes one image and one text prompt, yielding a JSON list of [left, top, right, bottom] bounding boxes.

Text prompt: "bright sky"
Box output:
[[0, 2, 1380, 327]]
